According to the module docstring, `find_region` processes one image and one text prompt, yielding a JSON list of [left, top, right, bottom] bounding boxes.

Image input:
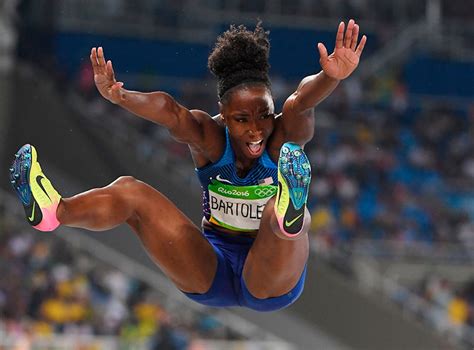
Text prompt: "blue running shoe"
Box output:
[[274, 142, 311, 238], [9, 144, 61, 231]]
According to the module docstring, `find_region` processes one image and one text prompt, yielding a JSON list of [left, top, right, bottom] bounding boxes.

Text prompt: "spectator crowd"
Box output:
[[389, 274, 474, 347], [0, 198, 244, 349], [7, 1, 474, 347]]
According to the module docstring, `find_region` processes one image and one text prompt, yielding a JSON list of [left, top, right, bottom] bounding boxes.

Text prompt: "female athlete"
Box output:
[[10, 20, 366, 311]]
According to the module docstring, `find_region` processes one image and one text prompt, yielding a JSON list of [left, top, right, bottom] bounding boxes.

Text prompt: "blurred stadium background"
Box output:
[[0, 0, 473, 349]]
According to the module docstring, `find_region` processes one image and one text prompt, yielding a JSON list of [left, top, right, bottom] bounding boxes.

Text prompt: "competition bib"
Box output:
[[208, 180, 277, 232]]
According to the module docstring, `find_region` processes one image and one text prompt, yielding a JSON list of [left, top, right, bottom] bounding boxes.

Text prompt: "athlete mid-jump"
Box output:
[[10, 20, 366, 311]]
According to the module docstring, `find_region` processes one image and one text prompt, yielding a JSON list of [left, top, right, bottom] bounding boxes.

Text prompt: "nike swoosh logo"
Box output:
[[277, 181, 283, 206], [36, 175, 52, 201], [285, 213, 303, 227], [216, 174, 233, 184], [28, 202, 36, 222]]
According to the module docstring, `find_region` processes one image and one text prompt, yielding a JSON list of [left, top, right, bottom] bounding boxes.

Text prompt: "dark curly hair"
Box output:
[[208, 22, 271, 101]]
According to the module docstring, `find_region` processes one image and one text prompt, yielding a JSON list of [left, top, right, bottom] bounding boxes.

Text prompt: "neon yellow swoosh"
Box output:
[[285, 213, 303, 227], [28, 202, 35, 222]]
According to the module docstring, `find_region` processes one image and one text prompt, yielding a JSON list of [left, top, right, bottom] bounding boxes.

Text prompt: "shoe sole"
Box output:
[[275, 142, 311, 237], [10, 144, 60, 231]]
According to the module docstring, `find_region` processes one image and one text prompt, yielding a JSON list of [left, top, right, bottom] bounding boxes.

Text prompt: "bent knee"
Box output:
[[113, 175, 139, 187], [111, 176, 147, 193], [108, 176, 150, 204]]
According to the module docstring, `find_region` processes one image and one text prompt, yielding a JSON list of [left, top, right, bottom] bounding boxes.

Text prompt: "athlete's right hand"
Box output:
[[90, 47, 124, 104]]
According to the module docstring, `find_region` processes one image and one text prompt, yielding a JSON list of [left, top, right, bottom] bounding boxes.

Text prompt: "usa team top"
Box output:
[[195, 129, 278, 232]]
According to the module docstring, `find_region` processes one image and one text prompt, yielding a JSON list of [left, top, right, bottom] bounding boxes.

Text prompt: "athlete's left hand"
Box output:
[[318, 19, 367, 80]]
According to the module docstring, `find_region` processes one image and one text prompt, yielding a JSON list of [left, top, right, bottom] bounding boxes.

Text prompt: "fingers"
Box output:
[[335, 22, 344, 49], [317, 43, 328, 62], [351, 24, 359, 51], [90, 47, 99, 69], [110, 82, 125, 103], [335, 19, 365, 52], [344, 19, 355, 49], [90, 47, 119, 83], [106, 60, 115, 80], [356, 35, 367, 57], [97, 46, 107, 66], [111, 82, 124, 90], [90, 47, 107, 69]]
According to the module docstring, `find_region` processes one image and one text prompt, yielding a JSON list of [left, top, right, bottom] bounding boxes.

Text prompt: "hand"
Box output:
[[90, 47, 124, 104], [317, 19, 367, 80]]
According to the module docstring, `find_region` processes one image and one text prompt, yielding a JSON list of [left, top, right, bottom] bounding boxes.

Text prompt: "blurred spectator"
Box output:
[[0, 199, 247, 347]]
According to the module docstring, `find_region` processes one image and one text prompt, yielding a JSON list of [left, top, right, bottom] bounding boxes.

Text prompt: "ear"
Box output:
[[218, 102, 226, 124]]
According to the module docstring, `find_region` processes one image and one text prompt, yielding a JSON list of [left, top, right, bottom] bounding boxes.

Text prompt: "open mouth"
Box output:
[[246, 139, 264, 156]]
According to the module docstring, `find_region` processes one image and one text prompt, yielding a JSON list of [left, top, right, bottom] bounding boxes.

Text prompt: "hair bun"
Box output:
[[208, 22, 271, 99]]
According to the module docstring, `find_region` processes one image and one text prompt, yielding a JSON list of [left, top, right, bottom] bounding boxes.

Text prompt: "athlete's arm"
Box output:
[[289, 20, 366, 112], [90, 47, 210, 145], [279, 20, 366, 144]]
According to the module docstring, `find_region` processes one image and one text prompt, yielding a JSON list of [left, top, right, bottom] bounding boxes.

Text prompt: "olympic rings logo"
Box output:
[[254, 187, 276, 198]]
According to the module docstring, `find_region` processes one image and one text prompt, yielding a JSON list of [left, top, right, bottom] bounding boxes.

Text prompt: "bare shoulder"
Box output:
[[190, 109, 213, 121], [189, 110, 226, 166]]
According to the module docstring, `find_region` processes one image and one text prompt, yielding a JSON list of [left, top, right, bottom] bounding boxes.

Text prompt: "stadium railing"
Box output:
[[345, 251, 474, 348], [0, 328, 294, 350], [351, 239, 474, 263]]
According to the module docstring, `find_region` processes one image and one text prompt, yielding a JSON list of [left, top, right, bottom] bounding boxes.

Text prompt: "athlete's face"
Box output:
[[220, 85, 275, 160]]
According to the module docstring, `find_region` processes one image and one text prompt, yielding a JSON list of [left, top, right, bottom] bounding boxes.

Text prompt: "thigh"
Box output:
[[183, 235, 240, 307], [242, 197, 309, 299], [123, 179, 217, 294]]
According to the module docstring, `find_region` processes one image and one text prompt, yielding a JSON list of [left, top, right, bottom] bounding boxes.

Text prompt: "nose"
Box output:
[[248, 120, 263, 139]]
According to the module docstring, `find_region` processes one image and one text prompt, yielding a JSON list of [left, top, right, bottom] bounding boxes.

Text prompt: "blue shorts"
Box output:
[[183, 229, 307, 312]]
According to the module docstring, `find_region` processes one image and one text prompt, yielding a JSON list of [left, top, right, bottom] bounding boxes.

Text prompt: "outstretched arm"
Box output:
[[278, 20, 366, 145], [288, 19, 366, 113], [90, 47, 206, 144]]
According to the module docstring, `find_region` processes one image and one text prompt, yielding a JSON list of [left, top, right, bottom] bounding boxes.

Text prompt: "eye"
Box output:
[[235, 117, 248, 123]]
